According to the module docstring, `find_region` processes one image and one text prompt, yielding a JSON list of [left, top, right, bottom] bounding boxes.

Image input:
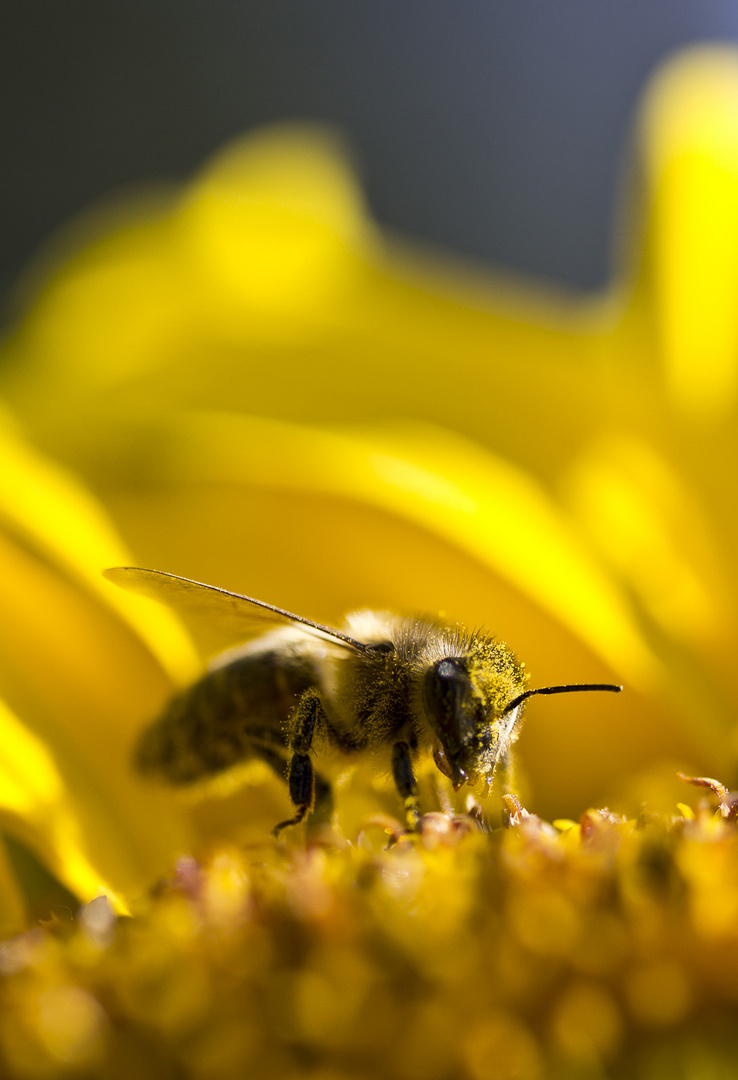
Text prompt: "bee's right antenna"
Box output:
[[501, 683, 622, 718]]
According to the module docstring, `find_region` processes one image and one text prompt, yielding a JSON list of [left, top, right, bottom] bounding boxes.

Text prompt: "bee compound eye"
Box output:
[[423, 657, 468, 728]]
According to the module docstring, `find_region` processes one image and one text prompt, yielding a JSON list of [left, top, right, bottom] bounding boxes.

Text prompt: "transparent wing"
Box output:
[[104, 567, 366, 654]]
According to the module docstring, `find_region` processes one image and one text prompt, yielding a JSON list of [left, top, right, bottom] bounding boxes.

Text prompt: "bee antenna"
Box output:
[[501, 683, 622, 718]]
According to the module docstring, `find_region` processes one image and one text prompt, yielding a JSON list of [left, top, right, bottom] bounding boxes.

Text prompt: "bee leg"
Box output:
[[272, 688, 331, 837], [391, 741, 421, 831], [272, 756, 313, 835], [496, 747, 518, 798]]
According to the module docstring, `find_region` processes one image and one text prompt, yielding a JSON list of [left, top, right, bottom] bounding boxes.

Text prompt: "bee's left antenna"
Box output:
[[501, 683, 622, 718]]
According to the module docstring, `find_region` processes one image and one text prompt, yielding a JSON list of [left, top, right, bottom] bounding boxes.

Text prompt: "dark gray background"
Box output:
[[3, 2, 738, 309]]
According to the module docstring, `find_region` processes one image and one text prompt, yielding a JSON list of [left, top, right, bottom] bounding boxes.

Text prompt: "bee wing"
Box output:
[[104, 567, 367, 653]]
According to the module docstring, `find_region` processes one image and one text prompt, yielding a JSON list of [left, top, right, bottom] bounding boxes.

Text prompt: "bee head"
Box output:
[[422, 643, 622, 790], [422, 655, 505, 788]]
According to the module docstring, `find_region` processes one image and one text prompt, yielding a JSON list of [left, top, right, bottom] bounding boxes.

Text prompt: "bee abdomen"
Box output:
[[135, 648, 313, 785]]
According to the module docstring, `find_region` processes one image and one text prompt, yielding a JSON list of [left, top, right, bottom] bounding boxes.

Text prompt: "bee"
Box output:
[[105, 567, 621, 834]]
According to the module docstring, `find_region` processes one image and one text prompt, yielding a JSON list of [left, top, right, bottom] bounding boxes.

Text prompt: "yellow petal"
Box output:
[[638, 47, 738, 419], [178, 123, 372, 323], [0, 408, 196, 682], [0, 417, 197, 899], [0, 695, 127, 914]]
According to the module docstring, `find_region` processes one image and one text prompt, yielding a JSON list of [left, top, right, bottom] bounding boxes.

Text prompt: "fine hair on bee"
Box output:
[[104, 567, 622, 835]]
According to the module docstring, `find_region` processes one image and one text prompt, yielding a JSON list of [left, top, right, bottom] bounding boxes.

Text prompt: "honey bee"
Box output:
[[105, 567, 621, 834]]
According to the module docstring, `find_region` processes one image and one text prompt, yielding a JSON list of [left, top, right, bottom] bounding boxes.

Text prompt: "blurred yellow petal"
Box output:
[[0, 695, 126, 914], [6, 197, 185, 388], [0, 418, 200, 903], [178, 124, 373, 324], [0, 409, 196, 682], [563, 431, 738, 738], [638, 47, 738, 419], [566, 432, 725, 645]]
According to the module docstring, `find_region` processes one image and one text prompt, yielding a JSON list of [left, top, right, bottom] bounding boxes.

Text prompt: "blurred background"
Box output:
[[4, 1, 738, 311]]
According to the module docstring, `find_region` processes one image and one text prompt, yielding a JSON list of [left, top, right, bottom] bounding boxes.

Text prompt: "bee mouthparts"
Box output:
[[433, 746, 452, 779], [451, 767, 469, 790], [433, 747, 476, 789]]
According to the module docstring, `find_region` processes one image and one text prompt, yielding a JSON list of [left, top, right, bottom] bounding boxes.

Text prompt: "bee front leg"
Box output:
[[391, 741, 421, 831], [273, 688, 331, 837], [495, 747, 518, 799]]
